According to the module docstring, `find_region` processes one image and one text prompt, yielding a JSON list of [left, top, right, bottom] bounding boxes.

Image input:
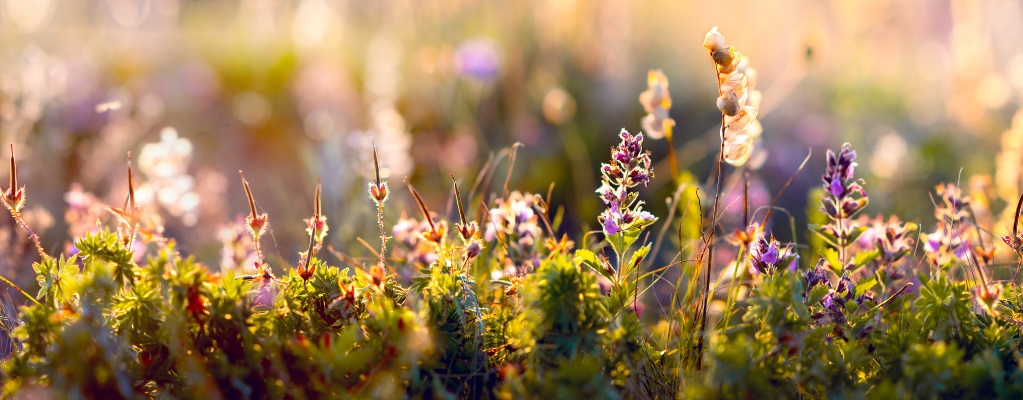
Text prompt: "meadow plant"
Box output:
[[5, 26, 1023, 400]]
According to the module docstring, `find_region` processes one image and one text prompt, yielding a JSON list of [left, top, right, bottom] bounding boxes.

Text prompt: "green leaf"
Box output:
[[574, 249, 612, 281], [807, 284, 830, 306], [608, 227, 642, 259], [852, 249, 880, 269], [846, 226, 868, 244], [820, 248, 842, 275], [622, 243, 651, 279], [854, 275, 877, 296]]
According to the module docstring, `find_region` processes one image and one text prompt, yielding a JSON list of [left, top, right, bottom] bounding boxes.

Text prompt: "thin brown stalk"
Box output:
[[4, 145, 45, 258], [761, 149, 812, 227], [1014, 193, 1023, 241], [696, 120, 725, 372], [503, 142, 524, 200], [451, 174, 467, 226], [239, 171, 264, 263], [372, 144, 389, 268], [404, 178, 438, 237]]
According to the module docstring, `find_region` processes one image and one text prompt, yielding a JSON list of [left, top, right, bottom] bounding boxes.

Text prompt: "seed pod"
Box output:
[[703, 27, 725, 51], [716, 92, 740, 116], [712, 47, 734, 67], [723, 134, 754, 166]]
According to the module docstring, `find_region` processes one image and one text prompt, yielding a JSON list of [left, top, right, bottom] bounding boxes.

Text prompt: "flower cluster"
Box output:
[[805, 263, 872, 329], [704, 27, 763, 166], [861, 215, 916, 265], [392, 212, 440, 266], [484, 192, 542, 246], [748, 232, 798, 275], [596, 129, 655, 237], [924, 184, 975, 264], [135, 128, 202, 226], [638, 70, 674, 140], [217, 219, 257, 272], [821, 143, 868, 269]]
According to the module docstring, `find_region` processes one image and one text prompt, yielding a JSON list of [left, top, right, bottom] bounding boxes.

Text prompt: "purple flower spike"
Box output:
[[597, 128, 656, 238]]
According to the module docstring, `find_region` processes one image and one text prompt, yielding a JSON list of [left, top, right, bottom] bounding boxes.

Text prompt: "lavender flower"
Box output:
[[597, 129, 656, 238], [748, 231, 798, 275], [821, 143, 868, 270], [925, 184, 976, 265]]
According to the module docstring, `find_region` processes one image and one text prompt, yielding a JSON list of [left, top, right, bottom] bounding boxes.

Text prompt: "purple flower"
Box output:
[[829, 176, 843, 197], [603, 217, 621, 236], [597, 128, 656, 239], [762, 242, 779, 264], [455, 39, 500, 81]]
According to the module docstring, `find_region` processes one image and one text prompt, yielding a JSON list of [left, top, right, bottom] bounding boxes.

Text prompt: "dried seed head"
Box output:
[[723, 135, 754, 166], [712, 47, 735, 67], [240, 171, 268, 239], [703, 27, 725, 51], [465, 238, 482, 259], [4, 144, 25, 213], [405, 177, 441, 243], [725, 106, 758, 132], [716, 92, 740, 116], [368, 143, 389, 204], [717, 51, 742, 74]]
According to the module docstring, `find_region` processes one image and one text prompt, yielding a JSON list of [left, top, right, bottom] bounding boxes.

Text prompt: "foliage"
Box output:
[[3, 27, 1023, 400]]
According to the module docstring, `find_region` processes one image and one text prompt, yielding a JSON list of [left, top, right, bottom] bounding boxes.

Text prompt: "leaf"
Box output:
[[820, 248, 842, 275], [807, 284, 830, 306], [846, 226, 868, 244], [622, 244, 651, 279], [608, 227, 642, 259], [855, 275, 877, 297], [574, 249, 612, 281], [852, 250, 880, 269]]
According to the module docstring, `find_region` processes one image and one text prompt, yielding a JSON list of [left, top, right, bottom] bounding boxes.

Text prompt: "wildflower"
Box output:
[[638, 70, 674, 140], [392, 212, 439, 266], [596, 129, 656, 238], [483, 191, 543, 252], [976, 283, 1003, 315], [820, 143, 868, 269], [704, 27, 763, 166], [451, 175, 484, 266], [454, 39, 500, 81], [863, 216, 916, 264], [925, 183, 976, 265], [998, 194, 1023, 253], [136, 127, 201, 226], [748, 231, 798, 275]]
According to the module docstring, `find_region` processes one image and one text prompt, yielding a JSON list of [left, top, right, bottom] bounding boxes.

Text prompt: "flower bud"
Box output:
[[369, 182, 389, 204], [703, 27, 725, 51]]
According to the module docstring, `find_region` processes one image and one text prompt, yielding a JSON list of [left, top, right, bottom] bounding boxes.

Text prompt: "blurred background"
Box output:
[[2, 0, 1023, 286]]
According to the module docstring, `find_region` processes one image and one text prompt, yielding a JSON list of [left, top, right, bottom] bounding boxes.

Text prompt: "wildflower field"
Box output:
[[3, 1, 1023, 399]]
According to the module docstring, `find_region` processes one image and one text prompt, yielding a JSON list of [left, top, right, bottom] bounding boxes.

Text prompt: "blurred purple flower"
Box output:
[[455, 39, 500, 81]]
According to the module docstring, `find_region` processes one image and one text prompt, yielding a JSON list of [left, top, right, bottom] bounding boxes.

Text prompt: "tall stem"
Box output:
[[696, 118, 726, 372]]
